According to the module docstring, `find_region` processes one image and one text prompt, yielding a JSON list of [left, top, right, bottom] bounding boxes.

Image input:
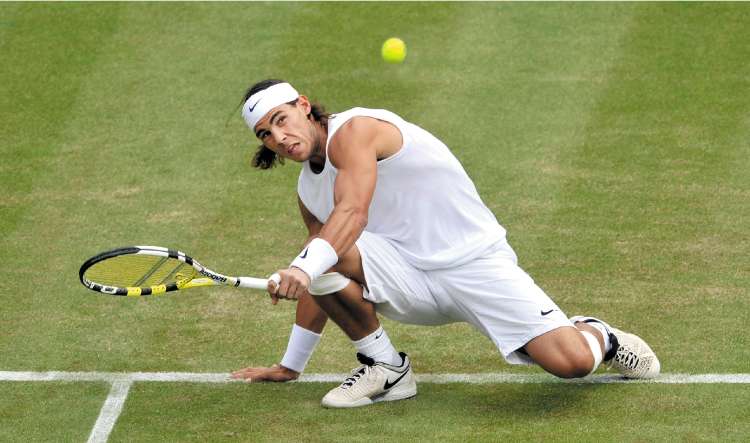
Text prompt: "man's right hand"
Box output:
[[268, 268, 311, 305], [230, 364, 300, 383]]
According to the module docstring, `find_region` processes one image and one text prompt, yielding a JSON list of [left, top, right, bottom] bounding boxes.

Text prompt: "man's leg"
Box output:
[[312, 281, 379, 341], [425, 242, 659, 379], [308, 244, 417, 408], [522, 322, 606, 379], [523, 317, 660, 379], [310, 242, 375, 340], [312, 243, 377, 341], [312, 244, 401, 365]]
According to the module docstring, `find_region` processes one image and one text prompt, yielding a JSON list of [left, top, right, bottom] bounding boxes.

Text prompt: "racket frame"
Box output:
[[79, 246, 270, 296]]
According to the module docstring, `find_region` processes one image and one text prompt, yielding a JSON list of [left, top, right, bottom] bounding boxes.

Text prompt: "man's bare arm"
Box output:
[[319, 117, 401, 254], [273, 117, 401, 300]]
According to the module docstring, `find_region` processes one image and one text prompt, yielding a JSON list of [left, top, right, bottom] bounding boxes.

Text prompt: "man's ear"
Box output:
[[298, 95, 312, 116]]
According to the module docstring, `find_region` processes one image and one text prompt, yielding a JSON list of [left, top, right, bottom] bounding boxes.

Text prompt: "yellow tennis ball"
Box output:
[[382, 37, 406, 64]]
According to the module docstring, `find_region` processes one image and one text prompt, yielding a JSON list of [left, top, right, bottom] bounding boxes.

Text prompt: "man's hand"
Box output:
[[267, 268, 311, 305], [230, 364, 300, 383]]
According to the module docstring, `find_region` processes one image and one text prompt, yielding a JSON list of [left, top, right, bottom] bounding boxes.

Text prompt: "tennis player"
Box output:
[[231, 80, 660, 408]]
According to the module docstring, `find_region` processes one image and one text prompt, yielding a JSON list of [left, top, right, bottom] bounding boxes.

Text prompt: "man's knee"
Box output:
[[525, 329, 597, 379], [330, 245, 366, 285], [553, 350, 595, 379]]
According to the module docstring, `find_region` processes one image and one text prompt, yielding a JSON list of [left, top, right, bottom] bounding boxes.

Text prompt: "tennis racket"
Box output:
[[79, 246, 280, 297]]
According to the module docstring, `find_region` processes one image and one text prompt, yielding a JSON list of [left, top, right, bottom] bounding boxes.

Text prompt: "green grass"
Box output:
[[113, 383, 749, 442], [0, 382, 110, 442], [1, 2, 749, 441]]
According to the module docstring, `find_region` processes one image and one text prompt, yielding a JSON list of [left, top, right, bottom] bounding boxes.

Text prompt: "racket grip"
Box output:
[[269, 273, 281, 290], [235, 274, 281, 290], [234, 276, 268, 290]]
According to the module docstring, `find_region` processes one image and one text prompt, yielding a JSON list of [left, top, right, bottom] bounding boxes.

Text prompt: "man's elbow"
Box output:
[[344, 206, 368, 231], [352, 209, 368, 231]]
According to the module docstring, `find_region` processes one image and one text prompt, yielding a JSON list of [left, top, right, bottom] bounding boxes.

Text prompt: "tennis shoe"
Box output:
[[321, 352, 417, 408], [571, 316, 660, 379]]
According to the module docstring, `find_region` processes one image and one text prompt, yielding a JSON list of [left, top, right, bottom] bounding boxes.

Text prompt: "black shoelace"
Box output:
[[342, 366, 368, 388], [616, 348, 640, 369]]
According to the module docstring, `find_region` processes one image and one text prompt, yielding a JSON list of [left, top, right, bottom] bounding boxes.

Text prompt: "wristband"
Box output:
[[308, 272, 351, 296], [280, 324, 322, 373], [290, 238, 338, 282]]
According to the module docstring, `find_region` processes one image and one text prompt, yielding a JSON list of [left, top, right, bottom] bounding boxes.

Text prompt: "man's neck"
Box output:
[[308, 121, 328, 172]]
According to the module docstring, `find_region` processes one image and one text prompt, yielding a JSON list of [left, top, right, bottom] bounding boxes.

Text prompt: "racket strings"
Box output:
[[133, 256, 169, 287], [84, 254, 196, 288]]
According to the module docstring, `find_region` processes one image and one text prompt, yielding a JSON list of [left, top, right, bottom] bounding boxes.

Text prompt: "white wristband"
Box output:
[[308, 272, 351, 296], [280, 324, 322, 373], [290, 238, 338, 282]]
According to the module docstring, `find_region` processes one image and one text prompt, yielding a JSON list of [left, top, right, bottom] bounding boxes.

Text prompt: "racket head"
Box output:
[[79, 246, 200, 296]]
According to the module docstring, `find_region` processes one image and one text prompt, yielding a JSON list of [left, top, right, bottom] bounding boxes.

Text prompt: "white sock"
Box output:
[[580, 331, 603, 375], [587, 321, 612, 354], [352, 326, 402, 366], [571, 316, 613, 354]]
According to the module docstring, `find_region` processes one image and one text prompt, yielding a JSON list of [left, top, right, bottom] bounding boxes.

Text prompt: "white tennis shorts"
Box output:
[[355, 231, 574, 365]]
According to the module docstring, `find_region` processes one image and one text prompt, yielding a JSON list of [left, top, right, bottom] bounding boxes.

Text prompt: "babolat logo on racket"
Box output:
[[199, 268, 227, 283]]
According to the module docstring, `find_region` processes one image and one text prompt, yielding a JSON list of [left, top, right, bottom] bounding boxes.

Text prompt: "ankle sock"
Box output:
[[587, 321, 612, 354], [352, 326, 402, 366]]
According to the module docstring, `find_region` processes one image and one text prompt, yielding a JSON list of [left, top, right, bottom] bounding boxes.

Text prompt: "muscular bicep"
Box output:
[[316, 119, 387, 253], [329, 117, 401, 212], [332, 149, 377, 214]]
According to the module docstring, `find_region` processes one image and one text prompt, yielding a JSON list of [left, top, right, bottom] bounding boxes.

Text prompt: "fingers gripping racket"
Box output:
[[79, 246, 280, 297]]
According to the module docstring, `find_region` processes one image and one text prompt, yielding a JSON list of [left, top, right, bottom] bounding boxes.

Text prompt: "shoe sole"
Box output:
[[375, 382, 418, 403], [321, 382, 418, 409]]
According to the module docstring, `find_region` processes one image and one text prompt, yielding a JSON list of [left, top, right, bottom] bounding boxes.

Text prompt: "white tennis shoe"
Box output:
[[571, 316, 661, 379], [321, 352, 417, 408], [605, 326, 661, 379]]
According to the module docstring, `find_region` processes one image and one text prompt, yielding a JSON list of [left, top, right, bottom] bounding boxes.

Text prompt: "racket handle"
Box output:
[[236, 274, 280, 290], [269, 273, 281, 288]]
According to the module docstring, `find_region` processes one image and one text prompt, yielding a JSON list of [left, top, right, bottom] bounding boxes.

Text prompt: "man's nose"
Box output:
[[271, 127, 286, 146]]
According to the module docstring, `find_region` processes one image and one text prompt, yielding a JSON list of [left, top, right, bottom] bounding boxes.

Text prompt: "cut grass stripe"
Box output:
[[1, 371, 749, 384]]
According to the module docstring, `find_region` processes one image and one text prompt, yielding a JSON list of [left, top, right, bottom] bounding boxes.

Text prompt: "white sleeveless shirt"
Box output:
[[297, 108, 506, 270]]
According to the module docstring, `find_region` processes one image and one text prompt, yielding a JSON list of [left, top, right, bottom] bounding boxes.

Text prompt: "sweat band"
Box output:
[[308, 272, 351, 296], [242, 82, 300, 130], [290, 238, 338, 282], [280, 324, 322, 373]]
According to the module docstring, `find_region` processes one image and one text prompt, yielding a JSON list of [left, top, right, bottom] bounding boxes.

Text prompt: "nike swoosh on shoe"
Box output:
[[383, 366, 410, 390]]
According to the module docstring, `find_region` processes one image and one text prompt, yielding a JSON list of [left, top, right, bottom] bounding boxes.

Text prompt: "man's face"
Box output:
[[253, 96, 317, 162]]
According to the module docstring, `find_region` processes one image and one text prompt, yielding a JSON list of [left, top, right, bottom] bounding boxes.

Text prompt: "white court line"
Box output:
[[3, 371, 748, 443], [86, 380, 131, 443], [2, 371, 750, 384]]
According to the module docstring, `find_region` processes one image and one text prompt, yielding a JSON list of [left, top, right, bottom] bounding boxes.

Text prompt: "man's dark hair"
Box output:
[[243, 79, 330, 169]]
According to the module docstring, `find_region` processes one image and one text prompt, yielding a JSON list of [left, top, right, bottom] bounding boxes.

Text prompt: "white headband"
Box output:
[[242, 82, 300, 130]]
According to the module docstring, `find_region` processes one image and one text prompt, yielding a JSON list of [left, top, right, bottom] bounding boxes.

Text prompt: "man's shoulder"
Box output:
[[330, 108, 401, 125], [331, 110, 390, 142], [332, 107, 386, 117], [328, 113, 403, 168]]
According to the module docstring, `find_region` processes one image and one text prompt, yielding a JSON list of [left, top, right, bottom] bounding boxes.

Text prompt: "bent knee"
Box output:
[[550, 351, 595, 379]]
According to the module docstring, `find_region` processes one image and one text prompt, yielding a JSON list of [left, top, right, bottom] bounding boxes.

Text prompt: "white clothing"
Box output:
[[297, 108, 506, 270], [356, 231, 573, 365], [297, 107, 571, 364]]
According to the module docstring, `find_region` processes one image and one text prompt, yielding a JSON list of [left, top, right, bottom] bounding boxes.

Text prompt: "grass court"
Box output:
[[1, 3, 748, 441]]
